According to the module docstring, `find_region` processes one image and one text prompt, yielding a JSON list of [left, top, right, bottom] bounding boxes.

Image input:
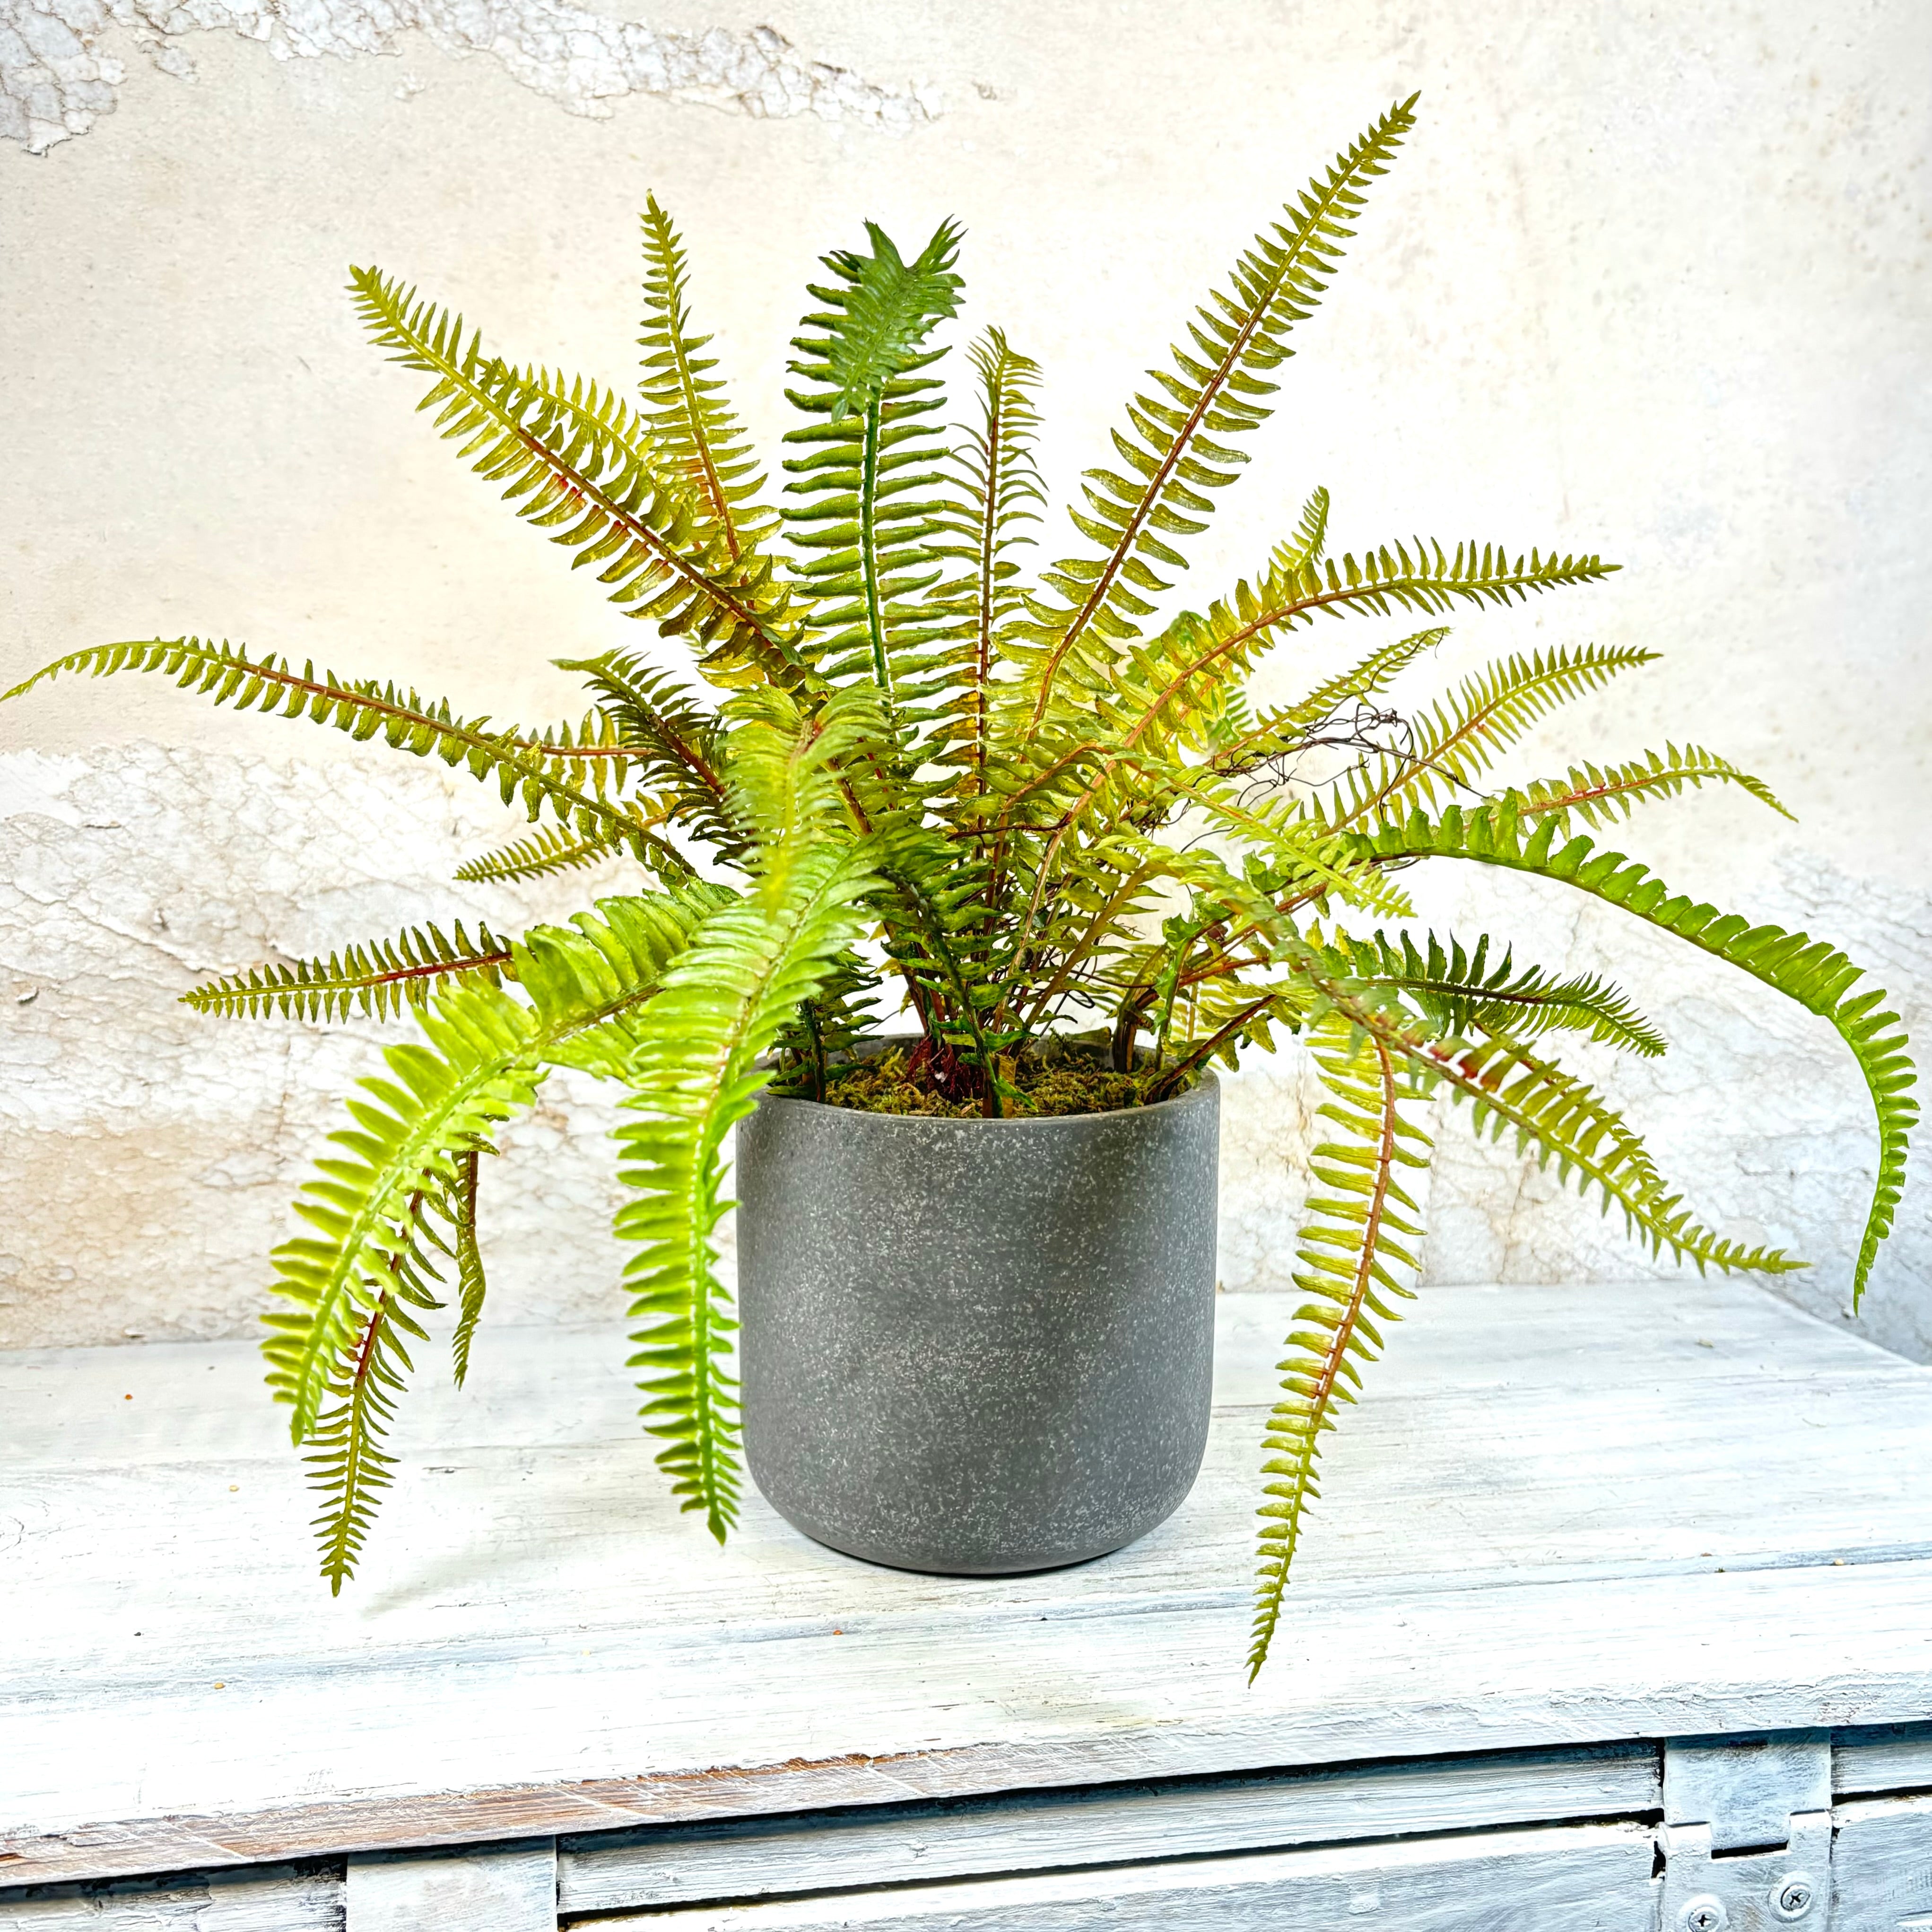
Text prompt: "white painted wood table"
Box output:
[[7, 1280, 1932, 1929]]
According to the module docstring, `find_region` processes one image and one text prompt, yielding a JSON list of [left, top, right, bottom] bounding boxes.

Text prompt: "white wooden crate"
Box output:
[[5, 1281, 1932, 1928]]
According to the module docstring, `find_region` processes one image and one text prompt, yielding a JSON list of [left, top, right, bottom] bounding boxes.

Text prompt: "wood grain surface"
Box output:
[[5, 1281, 1930, 1889]]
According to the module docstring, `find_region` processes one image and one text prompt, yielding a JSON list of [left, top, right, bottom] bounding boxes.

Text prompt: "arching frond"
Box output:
[[1249, 1014, 1431, 1679], [455, 823, 632, 884], [350, 268, 808, 694], [184, 920, 512, 1022], [1327, 927, 1667, 1057], [615, 694, 881, 1537], [262, 983, 545, 1588], [4, 637, 691, 879], [557, 648, 742, 854], [1349, 803, 1916, 1294], [1317, 644, 1655, 827], [1011, 98, 1421, 732], [1512, 743, 1792, 831], [638, 195, 776, 558]]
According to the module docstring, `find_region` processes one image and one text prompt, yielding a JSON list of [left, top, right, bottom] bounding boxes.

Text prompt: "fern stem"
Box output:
[[857, 393, 897, 735]]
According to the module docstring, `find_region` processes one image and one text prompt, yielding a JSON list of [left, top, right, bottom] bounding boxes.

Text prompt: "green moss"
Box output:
[[791, 1044, 1188, 1119]]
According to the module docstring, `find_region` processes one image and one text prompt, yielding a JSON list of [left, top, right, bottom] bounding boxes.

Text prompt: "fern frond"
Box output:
[[1012, 100, 1419, 730], [1249, 1013, 1430, 1678], [1330, 927, 1667, 1057], [931, 327, 1045, 800], [349, 267, 808, 695], [303, 1278, 428, 1593], [266, 887, 724, 1589], [638, 195, 776, 559], [1423, 1027, 1801, 1275], [1512, 743, 1792, 831], [4, 636, 692, 879], [261, 984, 542, 1442], [1349, 802, 1917, 1294], [557, 648, 743, 855], [1317, 644, 1655, 827], [184, 921, 511, 1023], [615, 694, 881, 1537], [260, 983, 545, 1587], [812, 219, 966, 419], [783, 221, 966, 752], [448, 1150, 487, 1387], [517, 884, 731, 1080], [454, 823, 631, 884]]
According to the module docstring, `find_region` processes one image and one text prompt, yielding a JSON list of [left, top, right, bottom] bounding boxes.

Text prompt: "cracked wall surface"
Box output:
[[1, 4, 936, 155], [5, 0, 1929, 1357]]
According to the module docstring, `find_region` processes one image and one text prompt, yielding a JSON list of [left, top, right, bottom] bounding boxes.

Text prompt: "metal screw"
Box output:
[[1680, 1899, 1729, 1932], [1771, 1872, 1817, 1920]]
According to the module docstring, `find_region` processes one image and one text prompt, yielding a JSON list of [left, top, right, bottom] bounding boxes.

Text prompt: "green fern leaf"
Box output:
[[638, 196, 777, 559], [931, 327, 1045, 800], [1012, 100, 1419, 731], [184, 921, 512, 1023], [1318, 644, 1656, 827], [1250, 1013, 1431, 1679], [557, 648, 744, 855], [1512, 743, 1792, 831], [1349, 803, 1916, 1294], [349, 267, 809, 695], [813, 218, 965, 419], [448, 1151, 487, 1388], [3, 636, 692, 878], [615, 694, 881, 1536], [1332, 927, 1667, 1057], [783, 220, 966, 751], [454, 823, 632, 884]]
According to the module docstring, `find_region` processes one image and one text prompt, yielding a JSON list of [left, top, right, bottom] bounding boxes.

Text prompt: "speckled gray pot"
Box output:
[[736, 1067, 1218, 1575]]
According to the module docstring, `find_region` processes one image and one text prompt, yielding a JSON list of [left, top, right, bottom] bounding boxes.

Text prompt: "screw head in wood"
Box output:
[[1771, 1873, 1817, 1919], [1680, 1899, 1729, 1932]]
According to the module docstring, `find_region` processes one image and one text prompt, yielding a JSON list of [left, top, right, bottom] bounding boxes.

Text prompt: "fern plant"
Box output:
[[9, 96, 1914, 1675]]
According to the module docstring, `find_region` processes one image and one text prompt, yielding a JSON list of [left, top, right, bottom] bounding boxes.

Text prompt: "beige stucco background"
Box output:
[[3, 2, 1928, 1356]]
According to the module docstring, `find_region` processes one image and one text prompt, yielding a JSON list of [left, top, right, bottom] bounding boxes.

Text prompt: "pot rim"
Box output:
[[753, 1046, 1218, 1129]]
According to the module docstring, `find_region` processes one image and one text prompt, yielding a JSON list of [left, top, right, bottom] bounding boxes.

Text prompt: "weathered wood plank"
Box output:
[[1830, 1792, 1932, 1928], [580, 1821, 1659, 1931], [345, 1841, 553, 1932], [5, 1282, 1928, 1888], [557, 1744, 1659, 1913], [1839, 1725, 1932, 1800], [0, 1864, 340, 1929]]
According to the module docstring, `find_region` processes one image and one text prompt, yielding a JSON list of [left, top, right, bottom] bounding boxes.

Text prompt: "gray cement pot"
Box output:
[[736, 1067, 1218, 1575]]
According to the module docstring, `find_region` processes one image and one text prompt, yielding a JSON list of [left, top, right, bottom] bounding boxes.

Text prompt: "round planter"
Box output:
[[736, 1066, 1219, 1575]]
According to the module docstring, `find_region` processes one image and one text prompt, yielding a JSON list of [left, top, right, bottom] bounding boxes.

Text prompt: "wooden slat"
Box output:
[[558, 1744, 1659, 1913], [577, 1820, 1660, 1931], [5, 1281, 1929, 1887], [1839, 1725, 1932, 1799], [1829, 1792, 1932, 1928], [346, 1840, 553, 1932], [0, 1863, 340, 1929]]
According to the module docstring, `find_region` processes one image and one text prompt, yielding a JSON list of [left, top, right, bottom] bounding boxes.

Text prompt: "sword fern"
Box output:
[[7, 99, 1910, 1666]]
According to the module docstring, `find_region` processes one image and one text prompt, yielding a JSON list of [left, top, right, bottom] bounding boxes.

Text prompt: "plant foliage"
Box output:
[[8, 98, 1912, 1670]]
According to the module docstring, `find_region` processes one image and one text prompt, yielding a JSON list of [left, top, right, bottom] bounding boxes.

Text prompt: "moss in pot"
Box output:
[[9, 95, 1913, 1678]]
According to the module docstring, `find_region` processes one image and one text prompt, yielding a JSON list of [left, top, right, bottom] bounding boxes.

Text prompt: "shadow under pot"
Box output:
[[735, 1067, 1219, 1575]]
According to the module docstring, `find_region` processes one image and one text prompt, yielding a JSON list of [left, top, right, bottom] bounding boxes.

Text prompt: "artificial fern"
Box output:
[[185, 921, 511, 1021], [9, 99, 1911, 1668]]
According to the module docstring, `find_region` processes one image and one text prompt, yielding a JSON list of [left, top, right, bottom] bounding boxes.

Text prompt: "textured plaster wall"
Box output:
[[4, 2, 1929, 1354]]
